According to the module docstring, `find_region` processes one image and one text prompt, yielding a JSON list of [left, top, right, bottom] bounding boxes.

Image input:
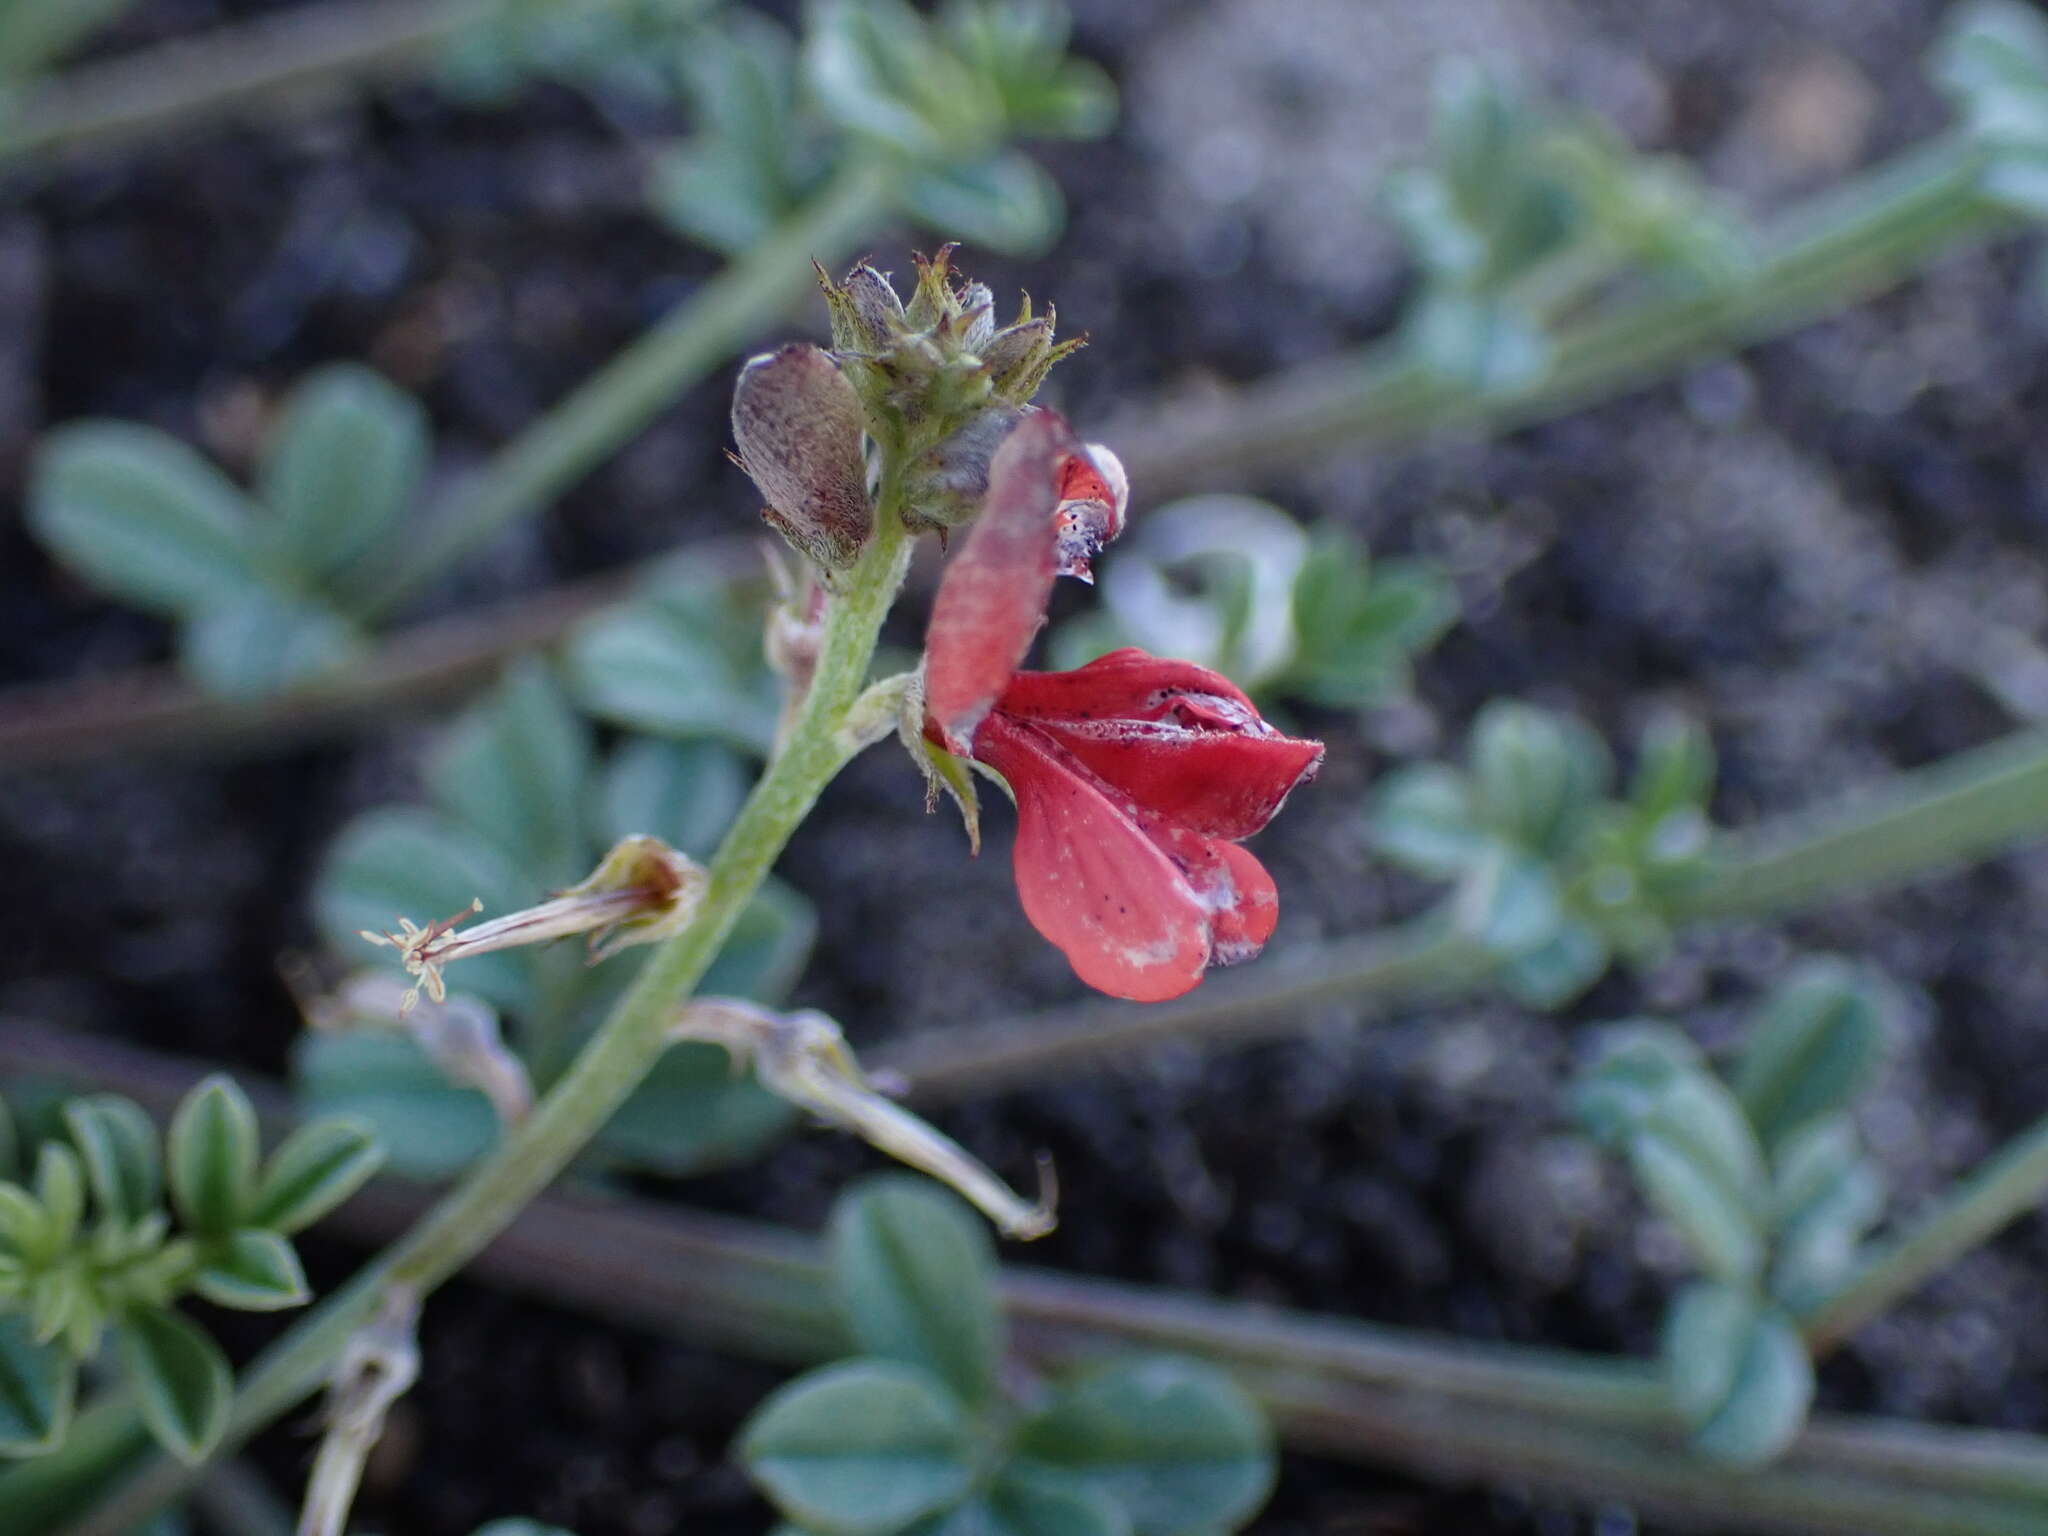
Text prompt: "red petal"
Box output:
[[977, 714, 1212, 1002], [923, 411, 1078, 752], [1140, 822, 1281, 968], [996, 651, 1324, 840]]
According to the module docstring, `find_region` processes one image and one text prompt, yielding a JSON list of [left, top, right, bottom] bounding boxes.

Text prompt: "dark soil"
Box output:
[[5, 1, 2048, 1533]]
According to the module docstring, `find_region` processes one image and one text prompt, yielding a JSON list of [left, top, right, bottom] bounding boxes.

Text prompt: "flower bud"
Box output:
[[731, 343, 872, 570], [820, 260, 907, 354], [982, 310, 1060, 401]]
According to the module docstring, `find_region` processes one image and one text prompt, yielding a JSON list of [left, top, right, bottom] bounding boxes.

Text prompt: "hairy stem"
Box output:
[[17, 516, 912, 1536], [370, 158, 896, 617]]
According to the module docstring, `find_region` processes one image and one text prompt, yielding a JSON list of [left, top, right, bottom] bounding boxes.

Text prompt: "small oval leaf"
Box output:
[[828, 1175, 1004, 1406], [260, 364, 429, 584], [248, 1118, 384, 1235], [0, 1316, 76, 1456], [1662, 1282, 1815, 1467], [166, 1076, 260, 1236], [740, 1360, 976, 1536], [119, 1307, 232, 1464], [62, 1095, 162, 1226], [1015, 1357, 1276, 1536], [192, 1231, 310, 1313]]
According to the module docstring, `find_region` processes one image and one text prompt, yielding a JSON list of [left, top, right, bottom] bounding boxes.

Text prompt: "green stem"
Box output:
[[1673, 726, 2048, 921], [1802, 1112, 2048, 1353], [37, 515, 913, 1536], [0, 0, 492, 163], [370, 158, 896, 618], [1115, 135, 2006, 495]]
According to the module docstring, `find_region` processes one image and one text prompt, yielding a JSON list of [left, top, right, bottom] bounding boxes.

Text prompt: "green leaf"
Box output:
[[1459, 846, 1563, 956], [740, 1360, 977, 1536], [1496, 919, 1609, 1010], [1016, 1358, 1275, 1536], [907, 1470, 1132, 1536], [1629, 712, 1715, 823], [62, 1096, 161, 1225], [166, 1077, 259, 1236], [1368, 765, 1487, 879], [313, 806, 531, 1013], [1734, 958, 1895, 1154], [597, 1041, 795, 1177], [829, 1176, 1003, 1406], [119, 1307, 232, 1464], [28, 422, 263, 618], [31, 1144, 83, 1254], [1571, 1023, 1703, 1146], [901, 152, 1065, 257], [293, 1032, 499, 1183], [177, 591, 363, 699], [563, 576, 782, 754], [597, 737, 748, 860], [1769, 1117, 1886, 1310], [1408, 293, 1551, 394], [1468, 701, 1612, 857], [248, 1117, 384, 1235], [428, 661, 593, 885], [1662, 1282, 1814, 1467], [192, 1230, 309, 1313], [259, 364, 428, 586], [0, 1315, 76, 1456]]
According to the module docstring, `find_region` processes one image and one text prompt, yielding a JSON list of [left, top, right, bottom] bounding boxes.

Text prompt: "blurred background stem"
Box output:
[[4, 1025, 2046, 1536], [367, 156, 897, 618], [0, 0, 494, 163], [1113, 135, 2004, 495]]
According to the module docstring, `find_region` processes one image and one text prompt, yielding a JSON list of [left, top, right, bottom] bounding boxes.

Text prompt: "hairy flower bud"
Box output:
[[731, 343, 873, 570], [902, 404, 1029, 532], [821, 260, 907, 354]]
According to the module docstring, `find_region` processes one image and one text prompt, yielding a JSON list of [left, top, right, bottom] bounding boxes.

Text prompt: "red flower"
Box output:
[[924, 412, 1323, 1002]]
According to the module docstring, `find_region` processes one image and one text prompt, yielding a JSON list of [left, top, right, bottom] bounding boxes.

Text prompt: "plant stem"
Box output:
[[368, 159, 895, 618], [1114, 135, 2006, 495], [9, 1031, 2048, 1532], [880, 916, 1487, 1103], [1673, 726, 2048, 921], [1801, 1111, 2048, 1353], [29, 518, 913, 1536], [0, 0, 492, 163]]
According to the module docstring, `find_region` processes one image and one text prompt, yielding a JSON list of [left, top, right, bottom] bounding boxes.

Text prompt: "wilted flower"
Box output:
[[921, 412, 1321, 1001]]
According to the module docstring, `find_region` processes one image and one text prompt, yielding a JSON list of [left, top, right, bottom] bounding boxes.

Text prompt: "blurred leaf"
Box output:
[[1457, 846, 1564, 956], [1468, 701, 1612, 857], [1496, 919, 1608, 1010], [1769, 1116, 1886, 1310], [248, 1118, 384, 1235], [805, 0, 986, 161], [595, 1042, 795, 1178], [0, 1315, 74, 1457], [829, 1176, 1004, 1407], [1369, 766, 1487, 879], [597, 738, 749, 861], [192, 1230, 309, 1313], [0, 1095, 17, 1183], [902, 151, 1064, 256], [119, 1307, 231, 1464], [166, 1077, 258, 1237], [177, 591, 363, 699], [907, 1471, 1132, 1536], [1734, 958, 1895, 1154], [61, 1096, 160, 1226], [29, 423, 264, 619], [428, 662, 593, 885], [740, 1359, 977, 1536], [472, 1523, 580, 1536], [564, 574, 781, 755], [942, 0, 1116, 140], [1571, 1023, 1703, 1146], [1287, 551, 1457, 710], [259, 364, 429, 587], [1628, 713, 1715, 824], [1408, 293, 1551, 394], [1015, 1358, 1275, 1536], [1934, 1, 2048, 154], [314, 807, 532, 1014], [1662, 1282, 1814, 1467], [294, 1033, 499, 1183]]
